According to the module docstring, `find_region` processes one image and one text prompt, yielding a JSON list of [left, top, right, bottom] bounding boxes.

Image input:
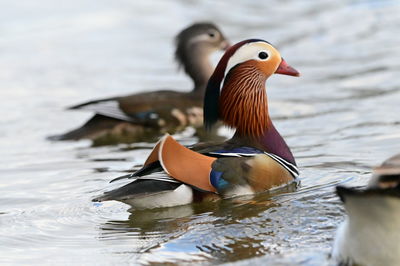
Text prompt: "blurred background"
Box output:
[[1, 0, 400, 265]]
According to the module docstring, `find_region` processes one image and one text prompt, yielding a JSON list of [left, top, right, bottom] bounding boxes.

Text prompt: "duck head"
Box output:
[[175, 22, 229, 92], [204, 39, 299, 137]]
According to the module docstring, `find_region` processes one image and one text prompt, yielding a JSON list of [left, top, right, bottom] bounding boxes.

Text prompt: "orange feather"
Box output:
[[219, 61, 270, 137]]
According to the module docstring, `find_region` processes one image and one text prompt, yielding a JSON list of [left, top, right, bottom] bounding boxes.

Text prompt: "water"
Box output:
[[1, 0, 400, 264]]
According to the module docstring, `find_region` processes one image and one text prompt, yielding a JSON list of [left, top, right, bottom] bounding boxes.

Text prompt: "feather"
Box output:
[[220, 62, 270, 137], [70, 100, 135, 122], [204, 39, 262, 130], [92, 178, 181, 202]]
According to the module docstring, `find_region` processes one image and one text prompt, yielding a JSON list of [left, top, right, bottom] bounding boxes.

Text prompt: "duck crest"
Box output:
[[204, 39, 267, 130]]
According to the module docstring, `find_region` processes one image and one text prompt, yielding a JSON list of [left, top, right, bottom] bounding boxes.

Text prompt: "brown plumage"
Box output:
[[48, 22, 229, 145], [93, 39, 301, 209], [219, 61, 271, 137]]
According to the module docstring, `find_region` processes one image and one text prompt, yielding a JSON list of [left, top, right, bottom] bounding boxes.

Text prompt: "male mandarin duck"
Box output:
[[93, 39, 300, 208], [49, 22, 229, 145], [333, 154, 400, 266]]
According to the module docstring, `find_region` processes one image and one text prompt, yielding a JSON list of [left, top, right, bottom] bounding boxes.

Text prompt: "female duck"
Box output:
[[93, 39, 300, 208], [49, 22, 229, 145], [333, 154, 400, 266]]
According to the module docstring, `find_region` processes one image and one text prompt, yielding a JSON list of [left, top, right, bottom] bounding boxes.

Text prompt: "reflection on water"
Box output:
[[99, 194, 280, 263], [96, 186, 336, 264], [1, 0, 400, 265]]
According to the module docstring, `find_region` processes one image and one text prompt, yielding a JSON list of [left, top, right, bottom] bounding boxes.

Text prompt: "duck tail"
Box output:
[[47, 114, 120, 141]]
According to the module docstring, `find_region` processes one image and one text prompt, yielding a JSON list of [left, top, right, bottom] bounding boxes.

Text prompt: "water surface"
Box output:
[[1, 0, 400, 264]]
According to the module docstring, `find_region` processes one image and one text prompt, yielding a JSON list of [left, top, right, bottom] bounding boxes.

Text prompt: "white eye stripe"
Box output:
[[187, 31, 219, 45], [221, 42, 272, 91], [207, 29, 218, 38]]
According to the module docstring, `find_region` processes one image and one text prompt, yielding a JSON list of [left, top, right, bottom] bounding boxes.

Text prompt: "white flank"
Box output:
[[122, 184, 193, 209]]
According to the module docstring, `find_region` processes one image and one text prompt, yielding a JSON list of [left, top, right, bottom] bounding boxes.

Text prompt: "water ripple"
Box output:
[[1, 0, 400, 265]]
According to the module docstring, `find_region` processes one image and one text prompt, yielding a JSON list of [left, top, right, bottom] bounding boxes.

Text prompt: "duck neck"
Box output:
[[221, 64, 295, 165], [258, 122, 296, 165], [220, 64, 270, 137], [180, 46, 214, 96]]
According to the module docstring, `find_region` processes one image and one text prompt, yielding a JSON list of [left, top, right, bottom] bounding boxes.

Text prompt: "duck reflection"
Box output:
[[97, 184, 298, 263], [99, 204, 195, 236]]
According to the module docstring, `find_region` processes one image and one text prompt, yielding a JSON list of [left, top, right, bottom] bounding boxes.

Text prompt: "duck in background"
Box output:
[[49, 22, 229, 146], [93, 39, 300, 209], [332, 154, 400, 266]]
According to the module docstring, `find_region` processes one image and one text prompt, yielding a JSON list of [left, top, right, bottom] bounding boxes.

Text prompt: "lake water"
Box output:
[[1, 0, 400, 264]]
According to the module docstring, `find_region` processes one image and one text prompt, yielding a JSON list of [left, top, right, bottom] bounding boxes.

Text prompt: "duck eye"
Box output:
[[258, 51, 269, 60], [208, 32, 216, 38]]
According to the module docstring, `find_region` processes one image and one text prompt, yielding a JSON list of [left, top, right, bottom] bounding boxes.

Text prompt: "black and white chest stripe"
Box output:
[[207, 150, 299, 178]]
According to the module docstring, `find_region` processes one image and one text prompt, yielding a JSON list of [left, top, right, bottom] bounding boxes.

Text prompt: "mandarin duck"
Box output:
[[332, 154, 400, 266], [49, 22, 229, 145], [93, 39, 300, 208]]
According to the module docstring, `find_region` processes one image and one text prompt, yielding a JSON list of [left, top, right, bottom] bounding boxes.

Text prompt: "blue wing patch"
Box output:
[[210, 170, 229, 190]]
